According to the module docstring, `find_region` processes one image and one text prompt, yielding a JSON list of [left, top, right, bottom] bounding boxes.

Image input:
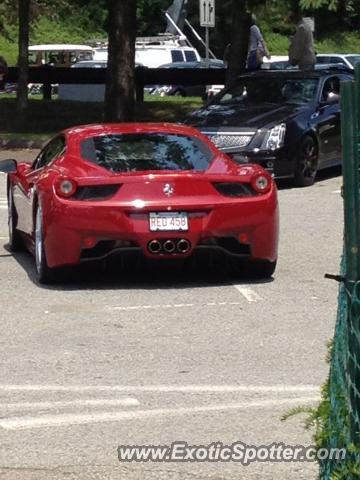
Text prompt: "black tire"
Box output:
[[244, 260, 277, 279], [173, 89, 185, 97], [7, 189, 24, 251], [34, 205, 56, 284], [294, 135, 319, 187]]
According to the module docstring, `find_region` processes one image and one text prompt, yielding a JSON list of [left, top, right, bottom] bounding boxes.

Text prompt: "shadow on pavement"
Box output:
[[3, 243, 274, 291], [276, 165, 342, 190]]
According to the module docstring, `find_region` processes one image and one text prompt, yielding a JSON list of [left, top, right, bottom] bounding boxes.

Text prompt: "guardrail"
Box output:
[[6, 66, 227, 101]]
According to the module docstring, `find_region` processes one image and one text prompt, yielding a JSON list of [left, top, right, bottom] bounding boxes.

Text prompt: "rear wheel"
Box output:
[[173, 89, 185, 97], [236, 259, 277, 279], [8, 189, 24, 251], [35, 205, 56, 284], [294, 135, 319, 187]]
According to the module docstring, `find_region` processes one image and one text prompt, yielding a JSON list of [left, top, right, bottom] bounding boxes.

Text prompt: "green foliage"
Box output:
[[264, 32, 292, 55], [2, 0, 360, 64], [316, 31, 360, 53], [300, 0, 338, 9], [0, 97, 203, 134], [136, 0, 168, 35], [280, 329, 360, 479], [30, 17, 100, 44]]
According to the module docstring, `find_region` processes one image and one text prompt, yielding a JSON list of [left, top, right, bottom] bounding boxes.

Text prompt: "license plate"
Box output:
[[149, 212, 188, 231]]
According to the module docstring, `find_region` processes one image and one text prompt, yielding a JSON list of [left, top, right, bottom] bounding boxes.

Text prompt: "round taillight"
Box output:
[[55, 178, 77, 198], [251, 174, 271, 194]]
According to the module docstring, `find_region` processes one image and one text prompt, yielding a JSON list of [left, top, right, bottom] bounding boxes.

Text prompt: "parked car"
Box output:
[[186, 67, 353, 187], [93, 35, 201, 68], [0, 123, 278, 283], [28, 44, 94, 67], [262, 55, 290, 69], [58, 60, 107, 102], [316, 53, 360, 70], [58, 61, 142, 102], [262, 56, 292, 70], [206, 57, 291, 98], [150, 60, 225, 97]]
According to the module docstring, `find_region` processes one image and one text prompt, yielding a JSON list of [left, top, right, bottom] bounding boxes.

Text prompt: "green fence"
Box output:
[[319, 64, 360, 479]]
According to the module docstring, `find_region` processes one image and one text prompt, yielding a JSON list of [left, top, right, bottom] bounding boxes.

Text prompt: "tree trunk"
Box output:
[[225, 1, 251, 87], [16, 0, 30, 131], [104, 0, 136, 122]]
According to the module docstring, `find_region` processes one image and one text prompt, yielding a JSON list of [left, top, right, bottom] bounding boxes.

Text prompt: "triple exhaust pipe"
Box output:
[[148, 238, 191, 255]]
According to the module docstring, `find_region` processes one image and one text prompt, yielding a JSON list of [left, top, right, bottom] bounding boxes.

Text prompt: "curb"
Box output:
[[0, 138, 47, 149]]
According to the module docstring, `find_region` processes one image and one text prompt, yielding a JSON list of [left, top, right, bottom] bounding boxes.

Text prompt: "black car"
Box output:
[[186, 68, 353, 186], [150, 60, 225, 97]]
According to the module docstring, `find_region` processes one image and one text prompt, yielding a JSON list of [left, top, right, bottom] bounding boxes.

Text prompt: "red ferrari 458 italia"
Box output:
[[0, 123, 279, 283]]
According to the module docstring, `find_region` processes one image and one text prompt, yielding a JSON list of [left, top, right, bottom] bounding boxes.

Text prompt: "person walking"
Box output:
[[288, 11, 316, 71], [247, 14, 270, 70]]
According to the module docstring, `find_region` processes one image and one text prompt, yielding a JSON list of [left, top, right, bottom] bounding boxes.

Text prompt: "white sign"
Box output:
[[200, 0, 215, 28]]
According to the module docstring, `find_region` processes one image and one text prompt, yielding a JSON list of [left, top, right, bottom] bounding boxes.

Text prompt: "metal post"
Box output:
[[135, 66, 145, 103], [341, 70, 360, 447], [205, 27, 209, 68], [43, 81, 52, 100], [165, 12, 197, 51], [184, 19, 216, 59], [341, 80, 360, 282]]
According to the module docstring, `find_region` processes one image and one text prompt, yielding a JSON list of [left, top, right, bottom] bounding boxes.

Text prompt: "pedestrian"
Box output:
[[0, 56, 8, 91], [247, 14, 270, 71], [288, 11, 316, 71]]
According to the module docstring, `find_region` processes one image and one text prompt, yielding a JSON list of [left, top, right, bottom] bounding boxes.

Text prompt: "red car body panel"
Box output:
[[8, 123, 279, 269]]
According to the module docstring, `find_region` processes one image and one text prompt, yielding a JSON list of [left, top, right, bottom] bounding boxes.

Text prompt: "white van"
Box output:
[[92, 35, 201, 68], [135, 45, 200, 68], [28, 44, 94, 67]]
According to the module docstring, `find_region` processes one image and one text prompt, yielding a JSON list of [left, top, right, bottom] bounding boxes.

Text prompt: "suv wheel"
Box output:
[[294, 135, 319, 187]]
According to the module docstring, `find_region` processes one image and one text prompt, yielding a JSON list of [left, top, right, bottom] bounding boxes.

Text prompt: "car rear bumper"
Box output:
[[43, 195, 279, 268]]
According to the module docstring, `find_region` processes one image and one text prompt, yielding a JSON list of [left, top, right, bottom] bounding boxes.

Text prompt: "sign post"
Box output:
[[199, 0, 215, 67]]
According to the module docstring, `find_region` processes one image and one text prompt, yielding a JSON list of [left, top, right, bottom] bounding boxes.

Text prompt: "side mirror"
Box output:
[[320, 92, 340, 107], [327, 91, 340, 103], [0, 159, 17, 173]]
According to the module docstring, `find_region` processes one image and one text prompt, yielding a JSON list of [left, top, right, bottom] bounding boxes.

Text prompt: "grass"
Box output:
[[0, 97, 204, 139]]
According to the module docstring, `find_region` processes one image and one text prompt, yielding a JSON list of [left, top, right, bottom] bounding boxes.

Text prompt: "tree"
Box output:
[[226, 1, 251, 86], [16, 0, 30, 131], [104, 0, 137, 122], [137, 0, 168, 35]]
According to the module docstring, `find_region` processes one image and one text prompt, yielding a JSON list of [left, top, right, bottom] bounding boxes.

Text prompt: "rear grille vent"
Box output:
[[72, 184, 120, 201], [213, 182, 256, 197], [199, 237, 251, 255]]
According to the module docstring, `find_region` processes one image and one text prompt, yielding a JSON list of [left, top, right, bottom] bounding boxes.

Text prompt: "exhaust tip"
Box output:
[[148, 239, 162, 254], [177, 238, 191, 254], [163, 240, 176, 254]]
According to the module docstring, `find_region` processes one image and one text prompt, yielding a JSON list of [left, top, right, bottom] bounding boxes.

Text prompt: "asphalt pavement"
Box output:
[[0, 149, 343, 479]]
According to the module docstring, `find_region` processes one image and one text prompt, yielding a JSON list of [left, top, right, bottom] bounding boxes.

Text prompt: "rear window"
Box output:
[[316, 56, 329, 64], [80, 133, 214, 173], [346, 55, 360, 67], [216, 76, 319, 105]]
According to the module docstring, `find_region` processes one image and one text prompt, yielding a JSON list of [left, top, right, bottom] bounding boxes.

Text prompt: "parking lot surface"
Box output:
[[0, 149, 343, 479]]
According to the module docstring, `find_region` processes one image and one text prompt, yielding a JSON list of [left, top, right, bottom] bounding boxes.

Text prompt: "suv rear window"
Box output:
[[80, 133, 213, 173]]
